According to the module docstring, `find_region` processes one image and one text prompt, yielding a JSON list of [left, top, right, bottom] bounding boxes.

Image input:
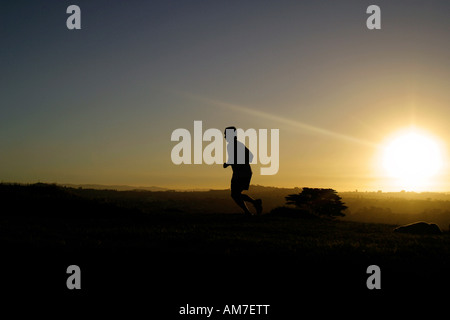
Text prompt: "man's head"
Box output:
[[224, 126, 237, 141]]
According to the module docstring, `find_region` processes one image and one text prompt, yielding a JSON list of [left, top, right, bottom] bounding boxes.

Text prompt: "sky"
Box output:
[[1, 0, 450, 191]]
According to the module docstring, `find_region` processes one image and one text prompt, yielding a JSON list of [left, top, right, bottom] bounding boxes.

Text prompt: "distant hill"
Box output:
[[2, 183, 450, 229], [60, 183, 301, 193], [61, 183, 169, 192]]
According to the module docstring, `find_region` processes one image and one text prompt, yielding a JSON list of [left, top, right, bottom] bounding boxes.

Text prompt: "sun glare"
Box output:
[[382, 129, 444, 191]]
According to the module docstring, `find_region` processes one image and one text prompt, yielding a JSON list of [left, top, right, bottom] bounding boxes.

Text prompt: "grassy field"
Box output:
[[1, 183, 448, 259], [3, 209, 449, 260], [1, 183, 449, 316]]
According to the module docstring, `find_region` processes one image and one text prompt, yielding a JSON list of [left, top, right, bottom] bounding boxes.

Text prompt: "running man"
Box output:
[[223, 126, 262, 215]]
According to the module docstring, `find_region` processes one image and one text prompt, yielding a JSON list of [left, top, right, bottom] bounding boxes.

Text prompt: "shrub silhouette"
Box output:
[[285, 188, 347, 218], [393, 221, 442, 235]]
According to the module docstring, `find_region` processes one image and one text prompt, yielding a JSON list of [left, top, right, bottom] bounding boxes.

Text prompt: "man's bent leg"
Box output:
[[242, 194, 263, 215], [241, 193, 256, 204], [231, 189, 252, 215]]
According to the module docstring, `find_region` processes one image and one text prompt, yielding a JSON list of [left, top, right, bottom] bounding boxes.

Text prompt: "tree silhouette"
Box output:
[[285, 188, 347, 218]]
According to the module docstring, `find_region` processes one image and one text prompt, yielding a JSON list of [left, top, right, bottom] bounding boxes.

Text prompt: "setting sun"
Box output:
[[382, 129, 444, 190]]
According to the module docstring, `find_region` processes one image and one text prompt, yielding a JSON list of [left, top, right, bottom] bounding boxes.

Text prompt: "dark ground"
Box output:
[[1, 183, 449, 317]]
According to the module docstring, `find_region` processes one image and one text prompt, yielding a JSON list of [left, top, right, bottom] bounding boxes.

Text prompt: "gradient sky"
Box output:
[[2, 0, 450, 191]]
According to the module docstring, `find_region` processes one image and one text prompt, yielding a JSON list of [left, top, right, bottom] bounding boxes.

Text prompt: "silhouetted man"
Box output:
[[223, 126, 262, 215]]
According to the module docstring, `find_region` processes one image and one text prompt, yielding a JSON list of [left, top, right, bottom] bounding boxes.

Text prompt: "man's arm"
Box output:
[[224, 142, 234, 168]]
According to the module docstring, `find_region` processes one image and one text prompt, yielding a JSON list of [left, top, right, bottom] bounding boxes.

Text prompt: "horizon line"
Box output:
[[2, 181, 450, 194]]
